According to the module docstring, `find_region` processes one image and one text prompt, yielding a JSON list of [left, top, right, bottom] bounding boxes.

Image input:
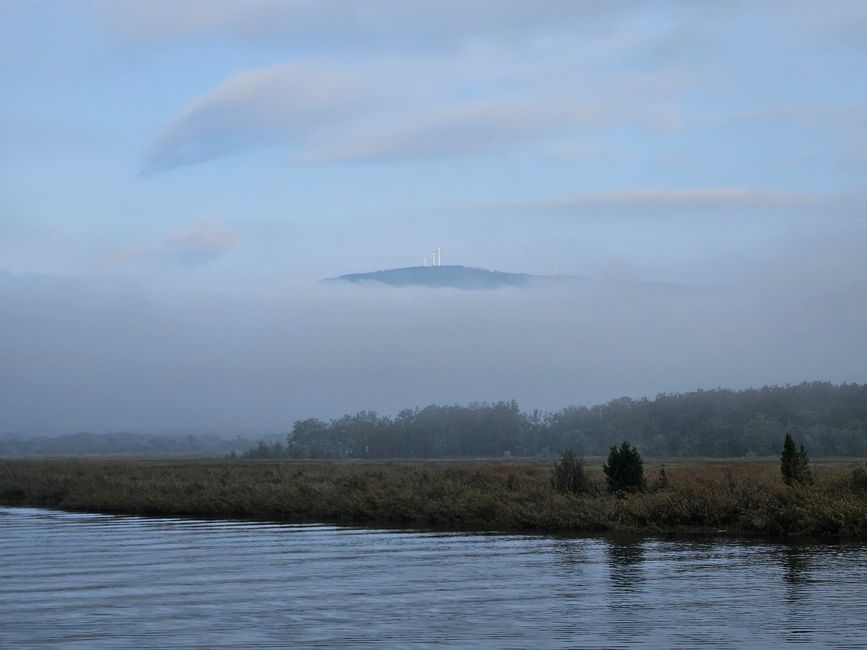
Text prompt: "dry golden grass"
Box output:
[[1, 458, 866, 538]]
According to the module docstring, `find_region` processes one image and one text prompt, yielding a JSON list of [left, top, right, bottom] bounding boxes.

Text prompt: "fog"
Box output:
[[3, 241, 865, 436]]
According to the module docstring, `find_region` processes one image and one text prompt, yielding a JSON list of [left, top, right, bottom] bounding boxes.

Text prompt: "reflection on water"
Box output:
[[606, 539, 646, 591], [1, 507, 866, 648], [780, 546, 815, 644], [782, 545, 811, 595], [604, 540, 647, 645]]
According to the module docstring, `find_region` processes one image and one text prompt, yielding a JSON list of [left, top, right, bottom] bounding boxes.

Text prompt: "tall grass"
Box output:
[[1, 459, 866, 538]]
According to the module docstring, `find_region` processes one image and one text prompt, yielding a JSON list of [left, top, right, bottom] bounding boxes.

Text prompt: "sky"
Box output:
[[2, 1, 866, 435]]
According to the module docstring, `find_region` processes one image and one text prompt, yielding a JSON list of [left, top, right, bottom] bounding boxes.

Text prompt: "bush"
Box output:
[[603, 441, 645, 493], [551, 449, 595, 495], [780, 433, 813, 486]]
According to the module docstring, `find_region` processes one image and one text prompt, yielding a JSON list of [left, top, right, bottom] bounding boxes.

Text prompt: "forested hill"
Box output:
[[325, 265, 694, 291], [249, 382, 867, 459]]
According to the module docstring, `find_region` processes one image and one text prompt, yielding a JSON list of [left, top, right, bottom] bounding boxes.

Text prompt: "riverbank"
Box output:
[[2, 458, 866, 538]]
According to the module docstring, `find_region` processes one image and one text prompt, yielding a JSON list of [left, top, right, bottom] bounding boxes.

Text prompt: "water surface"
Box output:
[[1, 507, 865, 647]]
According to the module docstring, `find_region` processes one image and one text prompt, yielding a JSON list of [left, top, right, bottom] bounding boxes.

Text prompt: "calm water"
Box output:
[[1, 507, 866, 648]]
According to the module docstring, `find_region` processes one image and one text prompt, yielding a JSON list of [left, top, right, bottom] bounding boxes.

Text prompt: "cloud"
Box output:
[[143, 59, 608, 171], [164, 219, 239, 266], [91, 1, 867, 54], [130, 2, 867, 176], [143, 48, 633, 172], [91, 0, 634, 50], [137, 5, 698, 174], [480, 187, 835, 216], [142, 63, 370, 174]]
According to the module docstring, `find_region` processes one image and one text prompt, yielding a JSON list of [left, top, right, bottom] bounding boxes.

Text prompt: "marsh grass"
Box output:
[[1, 458, 866, 538]]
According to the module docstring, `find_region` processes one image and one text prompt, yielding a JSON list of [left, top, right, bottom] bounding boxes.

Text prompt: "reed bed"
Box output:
[[2, 459, 866, 538]]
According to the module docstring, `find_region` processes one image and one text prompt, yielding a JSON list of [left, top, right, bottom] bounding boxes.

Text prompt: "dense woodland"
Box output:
[[246, 382, 867, 459]]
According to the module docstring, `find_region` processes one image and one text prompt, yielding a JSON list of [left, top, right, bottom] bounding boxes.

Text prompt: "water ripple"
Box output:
[[1, 506, 866, 648]]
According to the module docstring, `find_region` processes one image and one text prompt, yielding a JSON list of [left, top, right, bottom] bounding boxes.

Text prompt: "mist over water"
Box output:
[[2, 507, 866, 648], [2, 255, 866, 436]]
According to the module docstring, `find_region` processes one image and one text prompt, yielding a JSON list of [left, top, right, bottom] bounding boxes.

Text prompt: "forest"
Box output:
[[245, 382, 867, 459]]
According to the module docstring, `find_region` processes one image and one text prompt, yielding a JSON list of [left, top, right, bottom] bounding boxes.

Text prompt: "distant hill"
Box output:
[[326, 264, 695, 291], [328, 265, 535, 289]]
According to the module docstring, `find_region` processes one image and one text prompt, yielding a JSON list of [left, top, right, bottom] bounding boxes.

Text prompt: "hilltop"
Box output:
[[327, 265, 535, 289], [326, 264, 695, 291]]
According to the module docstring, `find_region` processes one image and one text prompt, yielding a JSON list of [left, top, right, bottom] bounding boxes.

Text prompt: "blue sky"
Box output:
[[2, 2, 867, 433]]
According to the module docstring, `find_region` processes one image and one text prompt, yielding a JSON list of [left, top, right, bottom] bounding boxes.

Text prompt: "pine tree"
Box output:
[[603, 441, 645, 493]]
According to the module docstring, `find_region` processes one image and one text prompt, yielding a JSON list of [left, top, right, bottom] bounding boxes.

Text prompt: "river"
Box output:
[[1, 506, 865, 647]]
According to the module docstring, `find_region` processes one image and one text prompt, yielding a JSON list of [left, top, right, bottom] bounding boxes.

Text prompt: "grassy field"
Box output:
[[2, 458, 867, 538]]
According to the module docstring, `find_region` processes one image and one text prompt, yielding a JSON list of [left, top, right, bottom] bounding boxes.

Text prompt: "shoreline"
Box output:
[[2, 458, 866, 540]]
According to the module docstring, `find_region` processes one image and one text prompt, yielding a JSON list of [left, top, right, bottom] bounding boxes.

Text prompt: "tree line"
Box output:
[[242, 382, 867, 459], [0, 432, 257, 458]]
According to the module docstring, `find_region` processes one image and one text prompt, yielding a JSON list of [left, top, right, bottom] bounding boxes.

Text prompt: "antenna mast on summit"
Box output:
[[424, 246, 443, 267]]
